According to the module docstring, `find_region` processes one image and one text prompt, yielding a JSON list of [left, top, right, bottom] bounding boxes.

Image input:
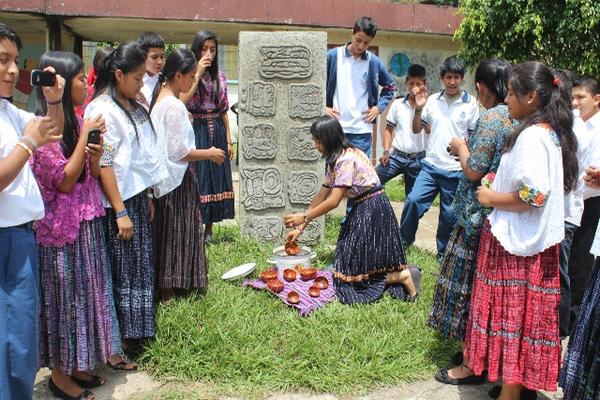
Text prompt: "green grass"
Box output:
[[384, 177, 440, 207], [138, 216, 456, 399]]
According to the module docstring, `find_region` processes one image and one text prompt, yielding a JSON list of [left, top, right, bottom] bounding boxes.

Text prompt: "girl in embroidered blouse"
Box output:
[[463, 62, 578, 400], [180, 31, 234, 243], [86, 42, 168, 368], [149, 48, 225, 301], [32, 51, 120, 400], [284, 116, 421, 305]]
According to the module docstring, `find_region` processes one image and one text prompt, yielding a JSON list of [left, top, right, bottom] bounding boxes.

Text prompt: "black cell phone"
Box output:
[[30, 69, 56, 87], [87, 128, 101, 145]]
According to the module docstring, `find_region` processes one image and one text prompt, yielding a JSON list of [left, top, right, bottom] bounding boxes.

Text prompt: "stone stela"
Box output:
[[239, 31, 326, 244]]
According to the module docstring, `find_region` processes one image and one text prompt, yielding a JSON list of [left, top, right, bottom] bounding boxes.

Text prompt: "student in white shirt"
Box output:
[[402, 56, 479, 259], [137, 32, 165, 107], [376, 64, 428, 196], [0, 23, 65, 400]]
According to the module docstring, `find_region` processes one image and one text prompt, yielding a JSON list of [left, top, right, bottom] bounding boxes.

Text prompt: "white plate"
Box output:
[[221, 262, 257, 281]]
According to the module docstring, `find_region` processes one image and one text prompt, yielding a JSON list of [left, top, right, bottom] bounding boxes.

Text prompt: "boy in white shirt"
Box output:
[[401, 56, 479, 259], [138, 31, 165, 107], [0, 23, 64, 400], [376, 64, 428, 196]]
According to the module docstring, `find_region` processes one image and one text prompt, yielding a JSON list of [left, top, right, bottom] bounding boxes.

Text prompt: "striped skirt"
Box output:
[[428, 224, 481, 341], [465, 220, 561, 391], [103, 191, 155, 339], [38, 218, 120, 374], [154, 168, 207, 290], [192, 115, 234, 224], [560, 259, 600, 400], [334, 188, 408, 304]]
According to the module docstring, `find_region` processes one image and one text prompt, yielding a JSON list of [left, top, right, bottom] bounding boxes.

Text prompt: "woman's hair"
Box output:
[[35, 51, 85, 180], [149, 48, 197, 112], [94, 41, 152, 138], [504, 61, 578, 194], [92, 46, 114, 71], [310, 115, 355, 171], [474, 58, 511, 103], [190, 30, 220, 104]]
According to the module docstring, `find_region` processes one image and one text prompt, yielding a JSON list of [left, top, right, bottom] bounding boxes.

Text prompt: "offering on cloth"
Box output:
[[285, 240, 301, 256], [266, 278, 284, 293], [308, 286, 321, 298], [313, 276, 329, 289], [287, 291, 300, 304], [283, 268, 297, 282], [260, 269, 278, 283], [294, 264, 305, 271], [300, 267, 318, 281]]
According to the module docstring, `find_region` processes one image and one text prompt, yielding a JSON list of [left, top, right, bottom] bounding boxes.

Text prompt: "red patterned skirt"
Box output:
[[465, 220, 561, 392]]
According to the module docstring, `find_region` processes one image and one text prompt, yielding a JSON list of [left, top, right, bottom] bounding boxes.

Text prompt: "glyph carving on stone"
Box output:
[[288, 171, 319, 205], [242, 124, 277, 160], [259, 46, 312, 79], [239, 81, 276, 117], [289, 84, 323, 119], [299, 218, 322, 243], [288, 126, 320, 161], [245, 217, 283, 242], [241, 167, 285, 211]]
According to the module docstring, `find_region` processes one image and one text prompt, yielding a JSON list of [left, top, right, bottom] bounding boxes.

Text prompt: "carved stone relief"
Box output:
[[239, 81, 276, 117], [245, 217, 283, 242], [259, 46, 312, 79], [288, 171, 319, 205], [299, 218, 322, 243], [241, 167, 285, 211], [242, 124, 277, 160], [287, 126, 320, 161], [289, 84, 323, 119]]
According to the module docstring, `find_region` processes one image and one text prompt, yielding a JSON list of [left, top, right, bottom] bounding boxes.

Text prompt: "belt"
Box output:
[[393, 150, 425, 160], [354, 185, 385, 204], [191, 111, 220, 119], [0, 221, 33, 231]]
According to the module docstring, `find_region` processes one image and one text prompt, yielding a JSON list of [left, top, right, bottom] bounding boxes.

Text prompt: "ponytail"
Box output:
[[148, 48, 197, 113]]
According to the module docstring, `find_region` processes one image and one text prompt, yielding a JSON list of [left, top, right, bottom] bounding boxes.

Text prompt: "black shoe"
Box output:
[[450, 351, 464, 366], [488, 385, 538, 400], [48, 377, 94, 400], [70, 374, 104, 389], [434, 366, 486, 385]]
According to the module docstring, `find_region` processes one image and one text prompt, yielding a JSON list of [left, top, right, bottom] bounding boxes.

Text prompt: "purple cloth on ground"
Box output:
[[244, 269, 336, 316]]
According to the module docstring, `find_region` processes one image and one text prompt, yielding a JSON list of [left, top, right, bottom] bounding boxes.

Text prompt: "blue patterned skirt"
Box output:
[[334, 188, 409, 304], [38, 218, 120, 374], [103, 191, 155, 339]]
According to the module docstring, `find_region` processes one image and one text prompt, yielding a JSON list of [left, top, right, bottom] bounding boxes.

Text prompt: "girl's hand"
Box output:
[[23, 116, 62, 147], [584, 165, 600, 189], [227, 143, 234, 161], [286, 229, 301, 243], [82, 114, 106, 139], [207, 146, 226, 164], [148, 197, 155, 222], [449, 138, 466, 156], [283, 213, 305, 228], [86, 142, 103, 162], [116, 214, 134, 240], [476, 186, 495, 207], [41, 66, 65, 104]]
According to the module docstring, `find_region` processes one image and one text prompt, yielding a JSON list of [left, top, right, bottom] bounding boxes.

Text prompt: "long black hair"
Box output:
[[475, 58, 511, 104], [310, 115, 355, 171], [149, 48, 197, 113], [94, 41, 152, 138], [505, 61, 578, 194], [190, 30, 220, 104], [35, 51, 85, 160]]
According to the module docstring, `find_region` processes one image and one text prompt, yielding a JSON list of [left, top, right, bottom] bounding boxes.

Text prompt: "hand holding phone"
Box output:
[[87, 128, 101, 145], [30, 69, 56, 87]]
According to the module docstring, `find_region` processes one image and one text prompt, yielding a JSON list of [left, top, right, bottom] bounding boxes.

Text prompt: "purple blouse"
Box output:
[[30, 120, 105, 247], [187, 70, 229, 114], [324, 147, 380, 198]]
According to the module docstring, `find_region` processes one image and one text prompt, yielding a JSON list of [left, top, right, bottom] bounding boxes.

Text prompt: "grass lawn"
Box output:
[[384, 177, 440, 207], [138, 216, 455, 399]]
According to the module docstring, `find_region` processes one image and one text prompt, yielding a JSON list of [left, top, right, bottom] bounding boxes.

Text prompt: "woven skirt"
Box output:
[[428, 224, 480, 341], [334, 188, 408, 304], [192, 115, 234, 224], [103, 191, 155, 339], [560, 259, 600, 400], [154, 167, 207, 290], [465, 220, 561, 391], [38, 218, 120, 374]]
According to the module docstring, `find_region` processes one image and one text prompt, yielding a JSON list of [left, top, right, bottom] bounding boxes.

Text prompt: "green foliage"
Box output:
[[456, 0, 600, 77]]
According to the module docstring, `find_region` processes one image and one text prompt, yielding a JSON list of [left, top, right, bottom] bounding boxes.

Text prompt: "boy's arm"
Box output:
[[376, 59, 397, 112]]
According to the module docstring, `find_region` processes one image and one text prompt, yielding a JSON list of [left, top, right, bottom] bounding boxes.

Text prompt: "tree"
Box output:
[[456, 0, 600, 77]]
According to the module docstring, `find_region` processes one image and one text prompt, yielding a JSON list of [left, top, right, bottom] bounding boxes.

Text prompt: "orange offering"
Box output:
[[313, 276, 329, 290], [260, 269, 278, 283], [285, 240, 301, 256], [283, 268, 297, 282], [287, 291, 300, 304], [299, 267, 317, 281], [293, 264, 305, 271], [266, 278, 284, 293], [308, 286, 321, 298]]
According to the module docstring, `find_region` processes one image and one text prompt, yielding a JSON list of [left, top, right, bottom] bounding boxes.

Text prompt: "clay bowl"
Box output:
[[299, 267, 318, 281], [284, 240, 301, 256], [266, 278, 284, 293], [293, 263, 306, 271], [308, 286, 321, 298], [287, 290, 300, 304], [283, 268, 297, 282], [260, 269, 278, 283], [313, 276, 329, 290]]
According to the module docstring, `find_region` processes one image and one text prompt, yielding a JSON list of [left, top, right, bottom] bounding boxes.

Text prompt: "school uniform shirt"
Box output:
[[140, 73, 159, 106], [386, 95, 427, 154], [582, 111, 600, 200], [85, 95, 168, 207], [488, 125, 564, 257], [420, 90, 479, 171], [150, 96, 194, 198], [564, 115, 592, 226], [0, 99, 44, 227], [590, 223, 600, 257]]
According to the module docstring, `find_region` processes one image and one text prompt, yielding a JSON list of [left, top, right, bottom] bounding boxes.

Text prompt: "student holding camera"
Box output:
[[30, 51, 122, 400], [0, 23, 65, 400]]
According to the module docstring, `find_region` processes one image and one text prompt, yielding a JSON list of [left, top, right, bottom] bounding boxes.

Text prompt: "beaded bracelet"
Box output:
[[115, 209, 128, 219], [16, 142, 33, 157], [46, 98, 62, 106], [21, 136, 38, 151]]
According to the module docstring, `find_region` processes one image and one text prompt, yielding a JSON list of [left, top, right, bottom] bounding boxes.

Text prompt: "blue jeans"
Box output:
[[0, 226, 39, 400], [400, 160, 460, 257], [376, 151, 423, 196], [345, 132, 372, 159], [559, 221, 577, 338]]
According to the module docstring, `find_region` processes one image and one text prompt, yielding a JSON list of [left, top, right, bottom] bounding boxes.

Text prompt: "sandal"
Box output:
[[434, 364, 486, 385], [107, 356, 138, 371], [70, 374, 104, 389], [49, 377, 94, 400]]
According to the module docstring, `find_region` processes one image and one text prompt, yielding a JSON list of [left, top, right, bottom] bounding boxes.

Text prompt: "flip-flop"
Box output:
[[70, 374, 105, 389], [107, 357, 138, 371], [407, 265, 422, 301]]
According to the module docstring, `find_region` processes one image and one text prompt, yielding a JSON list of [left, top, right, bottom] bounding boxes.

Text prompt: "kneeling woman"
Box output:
[[284, 116, 420, 304]]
